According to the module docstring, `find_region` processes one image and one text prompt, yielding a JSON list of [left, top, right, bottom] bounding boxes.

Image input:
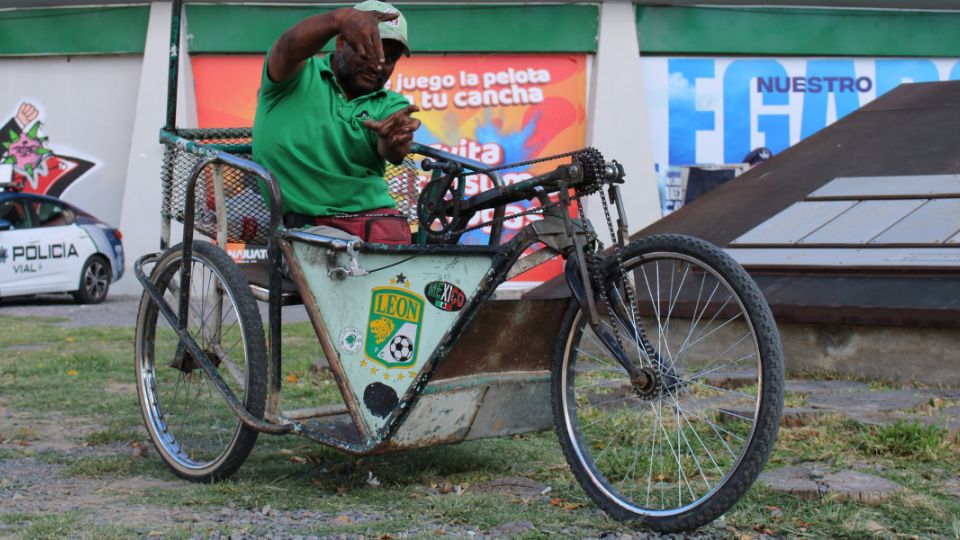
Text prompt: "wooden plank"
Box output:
[[731, 201, 855, 245], [872, 199, 960, 244], [728, 247, 960, 268], [808, 175, 960, 199], [800, 200, 926, 244]]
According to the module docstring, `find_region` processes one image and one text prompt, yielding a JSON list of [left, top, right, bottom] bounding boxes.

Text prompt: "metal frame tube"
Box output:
[[165, 0, 183, 131]]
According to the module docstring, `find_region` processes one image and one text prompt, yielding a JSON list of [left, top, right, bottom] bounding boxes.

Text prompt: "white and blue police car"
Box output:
[[0, 188, 123, 303]]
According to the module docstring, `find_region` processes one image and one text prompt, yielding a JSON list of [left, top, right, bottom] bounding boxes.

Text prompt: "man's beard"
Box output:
[[334, 53, 386, 97]]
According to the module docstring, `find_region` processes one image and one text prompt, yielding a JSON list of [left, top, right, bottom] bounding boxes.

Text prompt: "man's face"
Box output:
[[334, 38, 405, 98]]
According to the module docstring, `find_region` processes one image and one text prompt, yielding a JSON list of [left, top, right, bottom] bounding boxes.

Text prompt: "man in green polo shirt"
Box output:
[[253, 0, 420, 243]]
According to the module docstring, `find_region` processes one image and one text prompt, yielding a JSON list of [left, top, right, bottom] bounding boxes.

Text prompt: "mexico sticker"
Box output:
[[365, 286, 424, 368], [424, 281, 466, 312]]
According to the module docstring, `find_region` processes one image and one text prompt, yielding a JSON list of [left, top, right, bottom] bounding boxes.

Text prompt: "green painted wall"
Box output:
[[3, 4, 960, 58], [185, 4, 599, 54], [636, 6, 960, 57], [0, 6, 149, 56]]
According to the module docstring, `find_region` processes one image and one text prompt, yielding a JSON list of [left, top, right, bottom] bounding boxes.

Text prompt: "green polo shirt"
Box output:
[[253, 54, 409, 216]]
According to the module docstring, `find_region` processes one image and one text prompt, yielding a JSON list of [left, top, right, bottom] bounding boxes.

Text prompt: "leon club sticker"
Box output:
[[365, 285, 424, 369], [338, 327, 362, 354], [424, 281, 466, 312]]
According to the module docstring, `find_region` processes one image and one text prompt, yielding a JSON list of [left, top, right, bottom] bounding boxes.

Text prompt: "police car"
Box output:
[[0, 189, 123, 303]]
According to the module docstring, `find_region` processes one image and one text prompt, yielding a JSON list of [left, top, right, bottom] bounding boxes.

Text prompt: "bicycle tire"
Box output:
[[552, 234, 783, 532], [135, 241, 267, 482]]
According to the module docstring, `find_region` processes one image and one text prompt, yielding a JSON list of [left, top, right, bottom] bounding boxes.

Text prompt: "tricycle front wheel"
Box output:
[[552, 234, 783, 532], [135, 241, 267, 482]]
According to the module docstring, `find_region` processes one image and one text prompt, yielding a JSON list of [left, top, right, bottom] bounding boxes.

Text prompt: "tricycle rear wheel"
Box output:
[[552, 234, 783, 532], [135, 241, 267, 482]]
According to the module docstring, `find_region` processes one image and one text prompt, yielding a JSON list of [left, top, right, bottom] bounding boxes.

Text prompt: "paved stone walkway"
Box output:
[[712, 370, 960, 502], [759, 462, 904, 503], [709, 370, 960, 436]]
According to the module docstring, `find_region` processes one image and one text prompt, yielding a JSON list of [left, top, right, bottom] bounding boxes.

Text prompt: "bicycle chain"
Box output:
[[571, 153, 629, 356], [453, 199, 564, 235], [595, 177, 659, 367], [558, 148, 660, 375], [470, 148, 589, 174]]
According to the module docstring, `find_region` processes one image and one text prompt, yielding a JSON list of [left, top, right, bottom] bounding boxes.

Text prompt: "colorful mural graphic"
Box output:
[[0, 101, 99, 197], [191, 54, 587, 283]]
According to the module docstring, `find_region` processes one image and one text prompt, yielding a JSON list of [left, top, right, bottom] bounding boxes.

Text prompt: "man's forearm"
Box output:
[[268, 8, 347, 82]]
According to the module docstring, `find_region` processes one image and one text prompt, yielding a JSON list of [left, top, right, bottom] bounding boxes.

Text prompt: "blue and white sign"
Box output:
[[642, 57, 960, 213]]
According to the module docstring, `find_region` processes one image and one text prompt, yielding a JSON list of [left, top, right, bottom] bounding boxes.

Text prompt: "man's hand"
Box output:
[[338, 8, 399, 65], [365, 105, 421, 164], [268, 7, 398, 84]]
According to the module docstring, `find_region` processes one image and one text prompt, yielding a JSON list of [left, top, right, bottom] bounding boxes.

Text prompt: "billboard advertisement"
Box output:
[[642, 57, 960, 213], [192, 53, 587, 284]]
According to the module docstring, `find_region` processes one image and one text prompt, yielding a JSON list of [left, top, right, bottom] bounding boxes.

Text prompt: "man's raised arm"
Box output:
[[267, 7, 399, 83]]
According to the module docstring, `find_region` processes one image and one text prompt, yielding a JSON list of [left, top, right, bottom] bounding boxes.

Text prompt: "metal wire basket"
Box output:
[[161, 127, 426, 245]]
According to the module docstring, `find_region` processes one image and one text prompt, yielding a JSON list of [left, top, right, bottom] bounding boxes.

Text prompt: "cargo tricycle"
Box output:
[[133, 2, 784, 532]]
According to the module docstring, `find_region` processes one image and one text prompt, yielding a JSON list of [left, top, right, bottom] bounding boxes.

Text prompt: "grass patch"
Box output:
[[0, 512, 35, 525], [30, 449, 74, 465], [64, 454, 167, 478], [19, 513, 143, 540], [0, 446, 23, 461], [0, 476, 24, 491], [18, 511, 84, 540], [271, 322, 342, 409], [83, 428, 141, 446], [858, 419, 949, 460]]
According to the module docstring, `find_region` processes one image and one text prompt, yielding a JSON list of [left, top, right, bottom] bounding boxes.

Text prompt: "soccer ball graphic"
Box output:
[[388, 335, 414, 363]]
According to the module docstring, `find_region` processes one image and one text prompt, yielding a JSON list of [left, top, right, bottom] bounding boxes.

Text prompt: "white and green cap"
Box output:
[[353, 0, 410, 56]]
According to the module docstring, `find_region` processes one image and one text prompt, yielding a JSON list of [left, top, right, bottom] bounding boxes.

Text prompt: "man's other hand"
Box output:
[[365, 105, 421, 164]]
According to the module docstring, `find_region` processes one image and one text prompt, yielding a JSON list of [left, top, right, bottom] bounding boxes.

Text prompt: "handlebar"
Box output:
[[436, 157, 624, 216], [421, 158, 461, 175]]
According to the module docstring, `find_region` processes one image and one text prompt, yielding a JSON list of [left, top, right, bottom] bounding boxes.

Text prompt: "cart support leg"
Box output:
[[266, 235, 284, 420]]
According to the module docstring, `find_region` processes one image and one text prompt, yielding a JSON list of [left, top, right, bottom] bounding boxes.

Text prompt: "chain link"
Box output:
[[470, 148, 588, 175], [596, 184, 658, 366]]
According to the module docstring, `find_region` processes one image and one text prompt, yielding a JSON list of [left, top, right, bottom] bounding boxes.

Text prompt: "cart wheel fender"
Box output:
[[563, 257, 590, 308]]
